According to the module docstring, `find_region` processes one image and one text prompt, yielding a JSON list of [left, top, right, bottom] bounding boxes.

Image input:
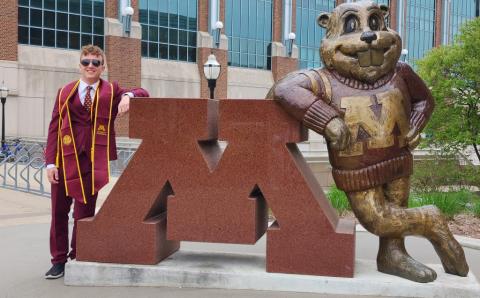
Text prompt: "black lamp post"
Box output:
[[213, 21, 223, 48], [287, 32, 296, 57], [120, 0, 134, 36], [203, 54, 221, 99], [401, 49, 408, 62], [0, 82, 9, 152]]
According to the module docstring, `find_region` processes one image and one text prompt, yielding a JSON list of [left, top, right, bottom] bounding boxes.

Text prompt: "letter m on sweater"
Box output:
[[339, 88, 410, 157]]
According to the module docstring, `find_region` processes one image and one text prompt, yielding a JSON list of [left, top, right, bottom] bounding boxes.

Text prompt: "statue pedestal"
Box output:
[[65, 250, 480, 298]]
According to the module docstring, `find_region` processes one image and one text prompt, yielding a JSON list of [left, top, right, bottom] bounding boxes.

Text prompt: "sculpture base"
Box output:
[[65, 251, 480, 297]]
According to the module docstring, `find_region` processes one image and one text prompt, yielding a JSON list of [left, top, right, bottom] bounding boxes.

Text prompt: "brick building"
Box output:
[[0, 0, 479, 184]]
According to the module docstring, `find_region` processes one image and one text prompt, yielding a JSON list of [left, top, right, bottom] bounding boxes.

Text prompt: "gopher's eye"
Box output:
[[369, 15, 381, 31], [344, 15, 359, 34]]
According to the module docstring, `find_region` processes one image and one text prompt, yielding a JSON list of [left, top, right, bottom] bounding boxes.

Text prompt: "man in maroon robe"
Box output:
[[44, 44, 149, 279]]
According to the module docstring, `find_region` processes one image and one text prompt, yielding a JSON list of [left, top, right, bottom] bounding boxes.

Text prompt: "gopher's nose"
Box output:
[[360, 31, 377, 44]]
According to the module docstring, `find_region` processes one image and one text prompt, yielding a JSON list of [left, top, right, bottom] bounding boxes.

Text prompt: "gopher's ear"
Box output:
[[317, 12, 331, 29], [379, 4, 389, 18]]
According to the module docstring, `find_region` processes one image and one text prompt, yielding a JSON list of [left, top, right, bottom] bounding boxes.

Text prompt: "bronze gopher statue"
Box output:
[[270, 1, 469, 283]]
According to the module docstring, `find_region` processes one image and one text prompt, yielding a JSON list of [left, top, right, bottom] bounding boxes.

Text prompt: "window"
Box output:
[[296, 0, 335, 69], [376, 0, 390, 6], [444, 0, 478, 44], [139, 0, 197, 62], [225, 0, 273, 70], [18, 0, 104, 49], [403, 0, 436, 67]]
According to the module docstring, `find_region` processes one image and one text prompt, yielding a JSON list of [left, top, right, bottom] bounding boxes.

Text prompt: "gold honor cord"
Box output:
[[91, 85, 100, 195], [90, 82, 114, 195], [107, 83, 113, 180], [65, 98, 88, 204], [58, 80, 80, 197], [57, 80, 88, 204], [55, 87, 65, 168]]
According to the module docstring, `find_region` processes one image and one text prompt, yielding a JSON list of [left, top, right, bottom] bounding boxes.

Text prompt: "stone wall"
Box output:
[[4, 45, 202, 139]]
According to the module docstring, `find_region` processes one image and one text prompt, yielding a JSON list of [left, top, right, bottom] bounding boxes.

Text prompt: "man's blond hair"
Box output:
[[80, 44, 105, 65]]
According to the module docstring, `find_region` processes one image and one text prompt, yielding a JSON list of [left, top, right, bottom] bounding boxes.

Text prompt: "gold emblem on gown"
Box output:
[[62, 135, 72, 146]]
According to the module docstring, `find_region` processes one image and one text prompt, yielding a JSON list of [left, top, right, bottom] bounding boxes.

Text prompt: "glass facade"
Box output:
[[403, 0, 436, 66], [18, 0, 105, 49], [445, 0, 478, 44], [225, 0, 273, 69], [139, 0, 198, 62], [296, 0, 335, 69], [376, 0, 390, 5], [372, 0, 390, 27]]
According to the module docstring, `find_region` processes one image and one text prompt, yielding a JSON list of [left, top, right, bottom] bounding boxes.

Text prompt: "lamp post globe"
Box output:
[[123, 6, 134, 16], [203, 54, 221, 99], [0, 82, 9, 151]]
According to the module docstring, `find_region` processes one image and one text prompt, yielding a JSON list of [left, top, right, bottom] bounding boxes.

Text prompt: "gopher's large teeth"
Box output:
[[371, 49, 384, 66], [357, 49, 385, 67], [358, 50, 371, 67]]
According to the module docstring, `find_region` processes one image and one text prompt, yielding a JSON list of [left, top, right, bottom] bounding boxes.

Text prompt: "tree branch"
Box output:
[[473, 143, 480, 164]]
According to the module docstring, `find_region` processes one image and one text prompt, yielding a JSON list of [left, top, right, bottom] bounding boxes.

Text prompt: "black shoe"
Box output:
[[45, 263, 65, 279]]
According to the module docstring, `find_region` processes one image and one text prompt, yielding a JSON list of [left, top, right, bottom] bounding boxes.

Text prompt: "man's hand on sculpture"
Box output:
[[324, 118, 351, 151], [406, 129, 421, 150], [117, 94, 130, 116], [47, 167, 59, 184]]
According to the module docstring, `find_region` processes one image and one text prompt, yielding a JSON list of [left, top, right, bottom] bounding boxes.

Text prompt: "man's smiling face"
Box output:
[[79, 53, 105, 83]]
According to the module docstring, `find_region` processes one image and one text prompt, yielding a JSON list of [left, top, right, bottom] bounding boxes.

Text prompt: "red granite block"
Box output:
[[218, 100, 355, 277], [77, 98, 355, 277]]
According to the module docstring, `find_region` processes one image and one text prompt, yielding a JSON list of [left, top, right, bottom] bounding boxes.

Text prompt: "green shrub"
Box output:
[[408, 190, 471, 219], [412, 157, 478, 193], [326, 186, 351, 216], [473, 200, 480, 218]]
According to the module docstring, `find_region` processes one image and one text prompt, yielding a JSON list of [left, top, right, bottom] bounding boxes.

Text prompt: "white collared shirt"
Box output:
[[78, 79, 99, 106]]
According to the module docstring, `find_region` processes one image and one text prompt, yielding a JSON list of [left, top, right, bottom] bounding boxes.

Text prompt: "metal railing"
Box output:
[[0, 139, 48, 197], [0, 139, 138, 198], [110, 148, 136, 177]]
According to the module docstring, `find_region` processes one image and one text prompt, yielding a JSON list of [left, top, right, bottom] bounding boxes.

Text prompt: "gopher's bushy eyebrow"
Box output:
[[341, 8, 359, 16], [367, 5, 379, 11]]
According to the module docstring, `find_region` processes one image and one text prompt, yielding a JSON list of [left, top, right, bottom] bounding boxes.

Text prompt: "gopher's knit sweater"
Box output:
[[273, 62, 434, 192]]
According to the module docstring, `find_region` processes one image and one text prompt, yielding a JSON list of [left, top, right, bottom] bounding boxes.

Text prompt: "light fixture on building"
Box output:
[[120, 0, 134, 36], [203, 54, 221, 99], [287, 32, 296, 57], [401, 49, 408, 62], [0, 81, 9, 151], [213, 21, 224, 48]]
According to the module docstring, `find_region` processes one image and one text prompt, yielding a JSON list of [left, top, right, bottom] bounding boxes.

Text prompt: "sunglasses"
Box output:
[[80, 59, 102, 67]]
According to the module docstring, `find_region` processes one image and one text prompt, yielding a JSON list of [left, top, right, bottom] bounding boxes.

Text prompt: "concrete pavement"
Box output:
[[1, 181, 479, 298]]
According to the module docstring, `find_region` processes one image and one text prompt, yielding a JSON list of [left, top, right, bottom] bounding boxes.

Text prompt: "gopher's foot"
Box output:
[[377, 249, 437, 283], [427, 207, 469, 277], [431, 228, 469, 276]]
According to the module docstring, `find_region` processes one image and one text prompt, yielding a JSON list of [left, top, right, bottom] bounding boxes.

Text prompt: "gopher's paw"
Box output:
[[377, 250, 437, 283], [325, 118, 351, 150]]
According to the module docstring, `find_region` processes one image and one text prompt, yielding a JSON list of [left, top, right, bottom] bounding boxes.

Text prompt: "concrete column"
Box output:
[[434, 0, 443, 47], [0, 0, 17, 61], [273, 0, 283, 42], [0, 0, 19, 97], [389, 0, 398, 32], [271, 0, 298, 82], [197, 0, 228, 99], [105, 0, 142, 136], [199, 0, 209, 32]]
